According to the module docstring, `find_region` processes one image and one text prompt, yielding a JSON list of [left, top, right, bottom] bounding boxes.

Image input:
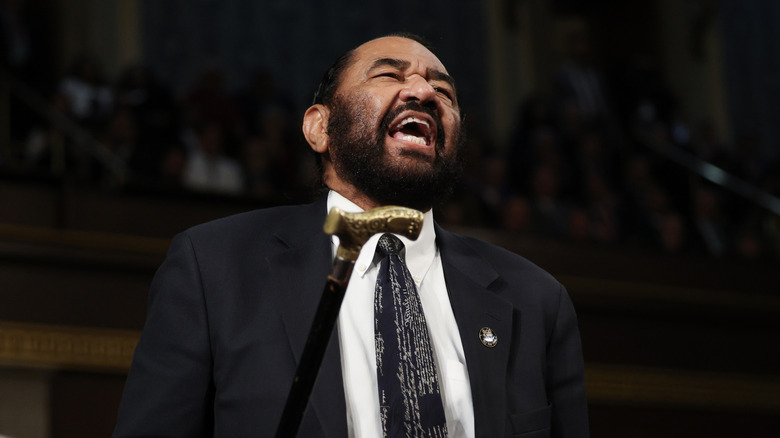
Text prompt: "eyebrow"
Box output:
[[368, 57, 457, 95], [369, 57, 409, 72], [427, 68, 457, 94]]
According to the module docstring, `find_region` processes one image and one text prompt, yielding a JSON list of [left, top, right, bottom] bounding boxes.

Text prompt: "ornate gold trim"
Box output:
[[2, 321, 779, 413], [0, 321, 139, 372], [0, 223, 169, 254], [586, 363, 780, 412], [560, 275, 780, 313]]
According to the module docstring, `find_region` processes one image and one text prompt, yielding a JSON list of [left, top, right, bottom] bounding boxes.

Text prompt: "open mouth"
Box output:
[[389, 114, 436, 147]]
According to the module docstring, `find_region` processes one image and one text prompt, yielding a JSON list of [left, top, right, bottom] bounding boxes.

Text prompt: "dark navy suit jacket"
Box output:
[[114, 197, 589, 437]]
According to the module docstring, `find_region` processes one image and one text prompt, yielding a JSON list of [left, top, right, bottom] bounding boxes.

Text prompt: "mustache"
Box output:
[[380, 101, 445, 150]]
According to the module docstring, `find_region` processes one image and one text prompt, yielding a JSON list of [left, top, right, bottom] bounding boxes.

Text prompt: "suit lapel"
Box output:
[[436, 225, 514, 438], [269, 198, 348, 438]]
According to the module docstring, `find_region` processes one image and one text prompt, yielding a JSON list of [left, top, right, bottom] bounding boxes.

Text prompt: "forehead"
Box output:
[[346, 36, 450, 79]]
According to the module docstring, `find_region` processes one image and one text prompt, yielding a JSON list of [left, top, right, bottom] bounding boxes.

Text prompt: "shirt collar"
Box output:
[[327, 190, 437, 281]]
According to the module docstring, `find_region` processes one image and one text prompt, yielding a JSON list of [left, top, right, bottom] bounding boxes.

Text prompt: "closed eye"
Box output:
[[374, 72, 401, 80], [434, 86, 454, 101]]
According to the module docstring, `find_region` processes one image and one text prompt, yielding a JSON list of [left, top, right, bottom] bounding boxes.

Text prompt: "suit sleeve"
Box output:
[[547, 284, 589, 438], [113, 232, 215, 437]]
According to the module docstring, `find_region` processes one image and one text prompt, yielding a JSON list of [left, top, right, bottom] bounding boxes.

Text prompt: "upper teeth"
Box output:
[[399, 117, 430, 128]]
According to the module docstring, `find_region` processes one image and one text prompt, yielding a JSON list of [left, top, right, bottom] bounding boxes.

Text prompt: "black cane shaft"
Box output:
[[275, 259, 354, 437]]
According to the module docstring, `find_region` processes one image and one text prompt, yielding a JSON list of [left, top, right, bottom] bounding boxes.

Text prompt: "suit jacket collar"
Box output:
[[270, 197, 348, 438], [436, 223, 515, 438]]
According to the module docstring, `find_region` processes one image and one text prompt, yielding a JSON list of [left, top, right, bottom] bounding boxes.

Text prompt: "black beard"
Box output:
[[326, 95, 464, 212]]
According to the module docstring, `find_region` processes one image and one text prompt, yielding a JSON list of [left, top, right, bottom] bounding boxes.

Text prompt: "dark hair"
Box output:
[[311, 51, 355, 106], [311, 32, 435, 106]]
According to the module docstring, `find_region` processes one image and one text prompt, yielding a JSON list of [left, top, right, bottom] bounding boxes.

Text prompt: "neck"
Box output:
[[323, 168, 432, 213], [335, 188, 381, 211], [323, 168, 380, 211]]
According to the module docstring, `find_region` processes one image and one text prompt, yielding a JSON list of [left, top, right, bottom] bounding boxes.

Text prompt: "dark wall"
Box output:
[[720, 0, 780, 163], [140, 0, 487, 115]]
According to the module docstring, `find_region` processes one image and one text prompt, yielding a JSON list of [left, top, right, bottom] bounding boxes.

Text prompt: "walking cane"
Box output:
[[275, 205, 424, 437]]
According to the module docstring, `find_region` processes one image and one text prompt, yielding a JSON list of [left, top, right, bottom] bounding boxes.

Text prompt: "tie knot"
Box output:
[[377, 234, 404, 256]]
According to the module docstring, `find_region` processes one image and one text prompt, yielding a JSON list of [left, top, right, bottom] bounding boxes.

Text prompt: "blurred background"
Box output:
[[0, 0, 778, 436]]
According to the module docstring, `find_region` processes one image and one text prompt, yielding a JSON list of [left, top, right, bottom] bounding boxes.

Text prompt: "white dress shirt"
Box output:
[[329, 191, 475, 438]]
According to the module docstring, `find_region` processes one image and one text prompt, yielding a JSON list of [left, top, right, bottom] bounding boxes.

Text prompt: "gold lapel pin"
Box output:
[[479, 327, 498, 348]]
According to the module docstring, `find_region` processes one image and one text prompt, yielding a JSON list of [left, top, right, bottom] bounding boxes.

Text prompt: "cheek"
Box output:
[[373, 94, 398, 126], [354, 93, 388, 130], [442, 112, 461, 143]]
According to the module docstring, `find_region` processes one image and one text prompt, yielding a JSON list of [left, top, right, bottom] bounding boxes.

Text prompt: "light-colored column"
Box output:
[[116, 0, 141, 70], [484, 0, 533, 149], [657, 0, 730, 141], [0, 369, 52, 438], [0, 74, 9, 165], [53, 0, 140, 80]]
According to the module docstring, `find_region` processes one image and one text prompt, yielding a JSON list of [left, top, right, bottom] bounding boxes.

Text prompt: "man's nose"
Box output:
[[399, 75, 436, 104]]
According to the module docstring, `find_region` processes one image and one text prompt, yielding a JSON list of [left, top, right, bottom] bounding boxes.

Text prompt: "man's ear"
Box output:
[[302, 104, 330, 154]]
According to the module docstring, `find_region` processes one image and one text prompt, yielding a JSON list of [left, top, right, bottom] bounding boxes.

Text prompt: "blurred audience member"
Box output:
[[158, 141, 187, 191], [506, 96, 556, 191], [522, 126, 572, 196], [689, 183, 730, 256], [735, 228, 763, 260], [457, 151, 512, 228], [582, 170, 621, 243], [688, 119, 729, 167], [58, 54, 113, 128], [657, 212, 687, 254], [474, 155, 512, 225], [567, 207, 592, 243], [236, 69, 294, 138], [623, 179, 671, 248], [185, 68, 243, 154], [258, 105, 299, 188], [115, 64, 179, 179], [732, 133, 771, 185], [555, 28, 612, 126], [101, 107, 137, 163], [23, 91, 70, 175], [608, 52, 677, 135], [182, 122, 244, 195], [530, 164, 570, 237], [242, 135, 275, 198], [500, 196, 533, 234]]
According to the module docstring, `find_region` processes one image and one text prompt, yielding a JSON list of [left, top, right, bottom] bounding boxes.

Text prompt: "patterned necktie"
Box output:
[[374, 234, 448, 438]]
